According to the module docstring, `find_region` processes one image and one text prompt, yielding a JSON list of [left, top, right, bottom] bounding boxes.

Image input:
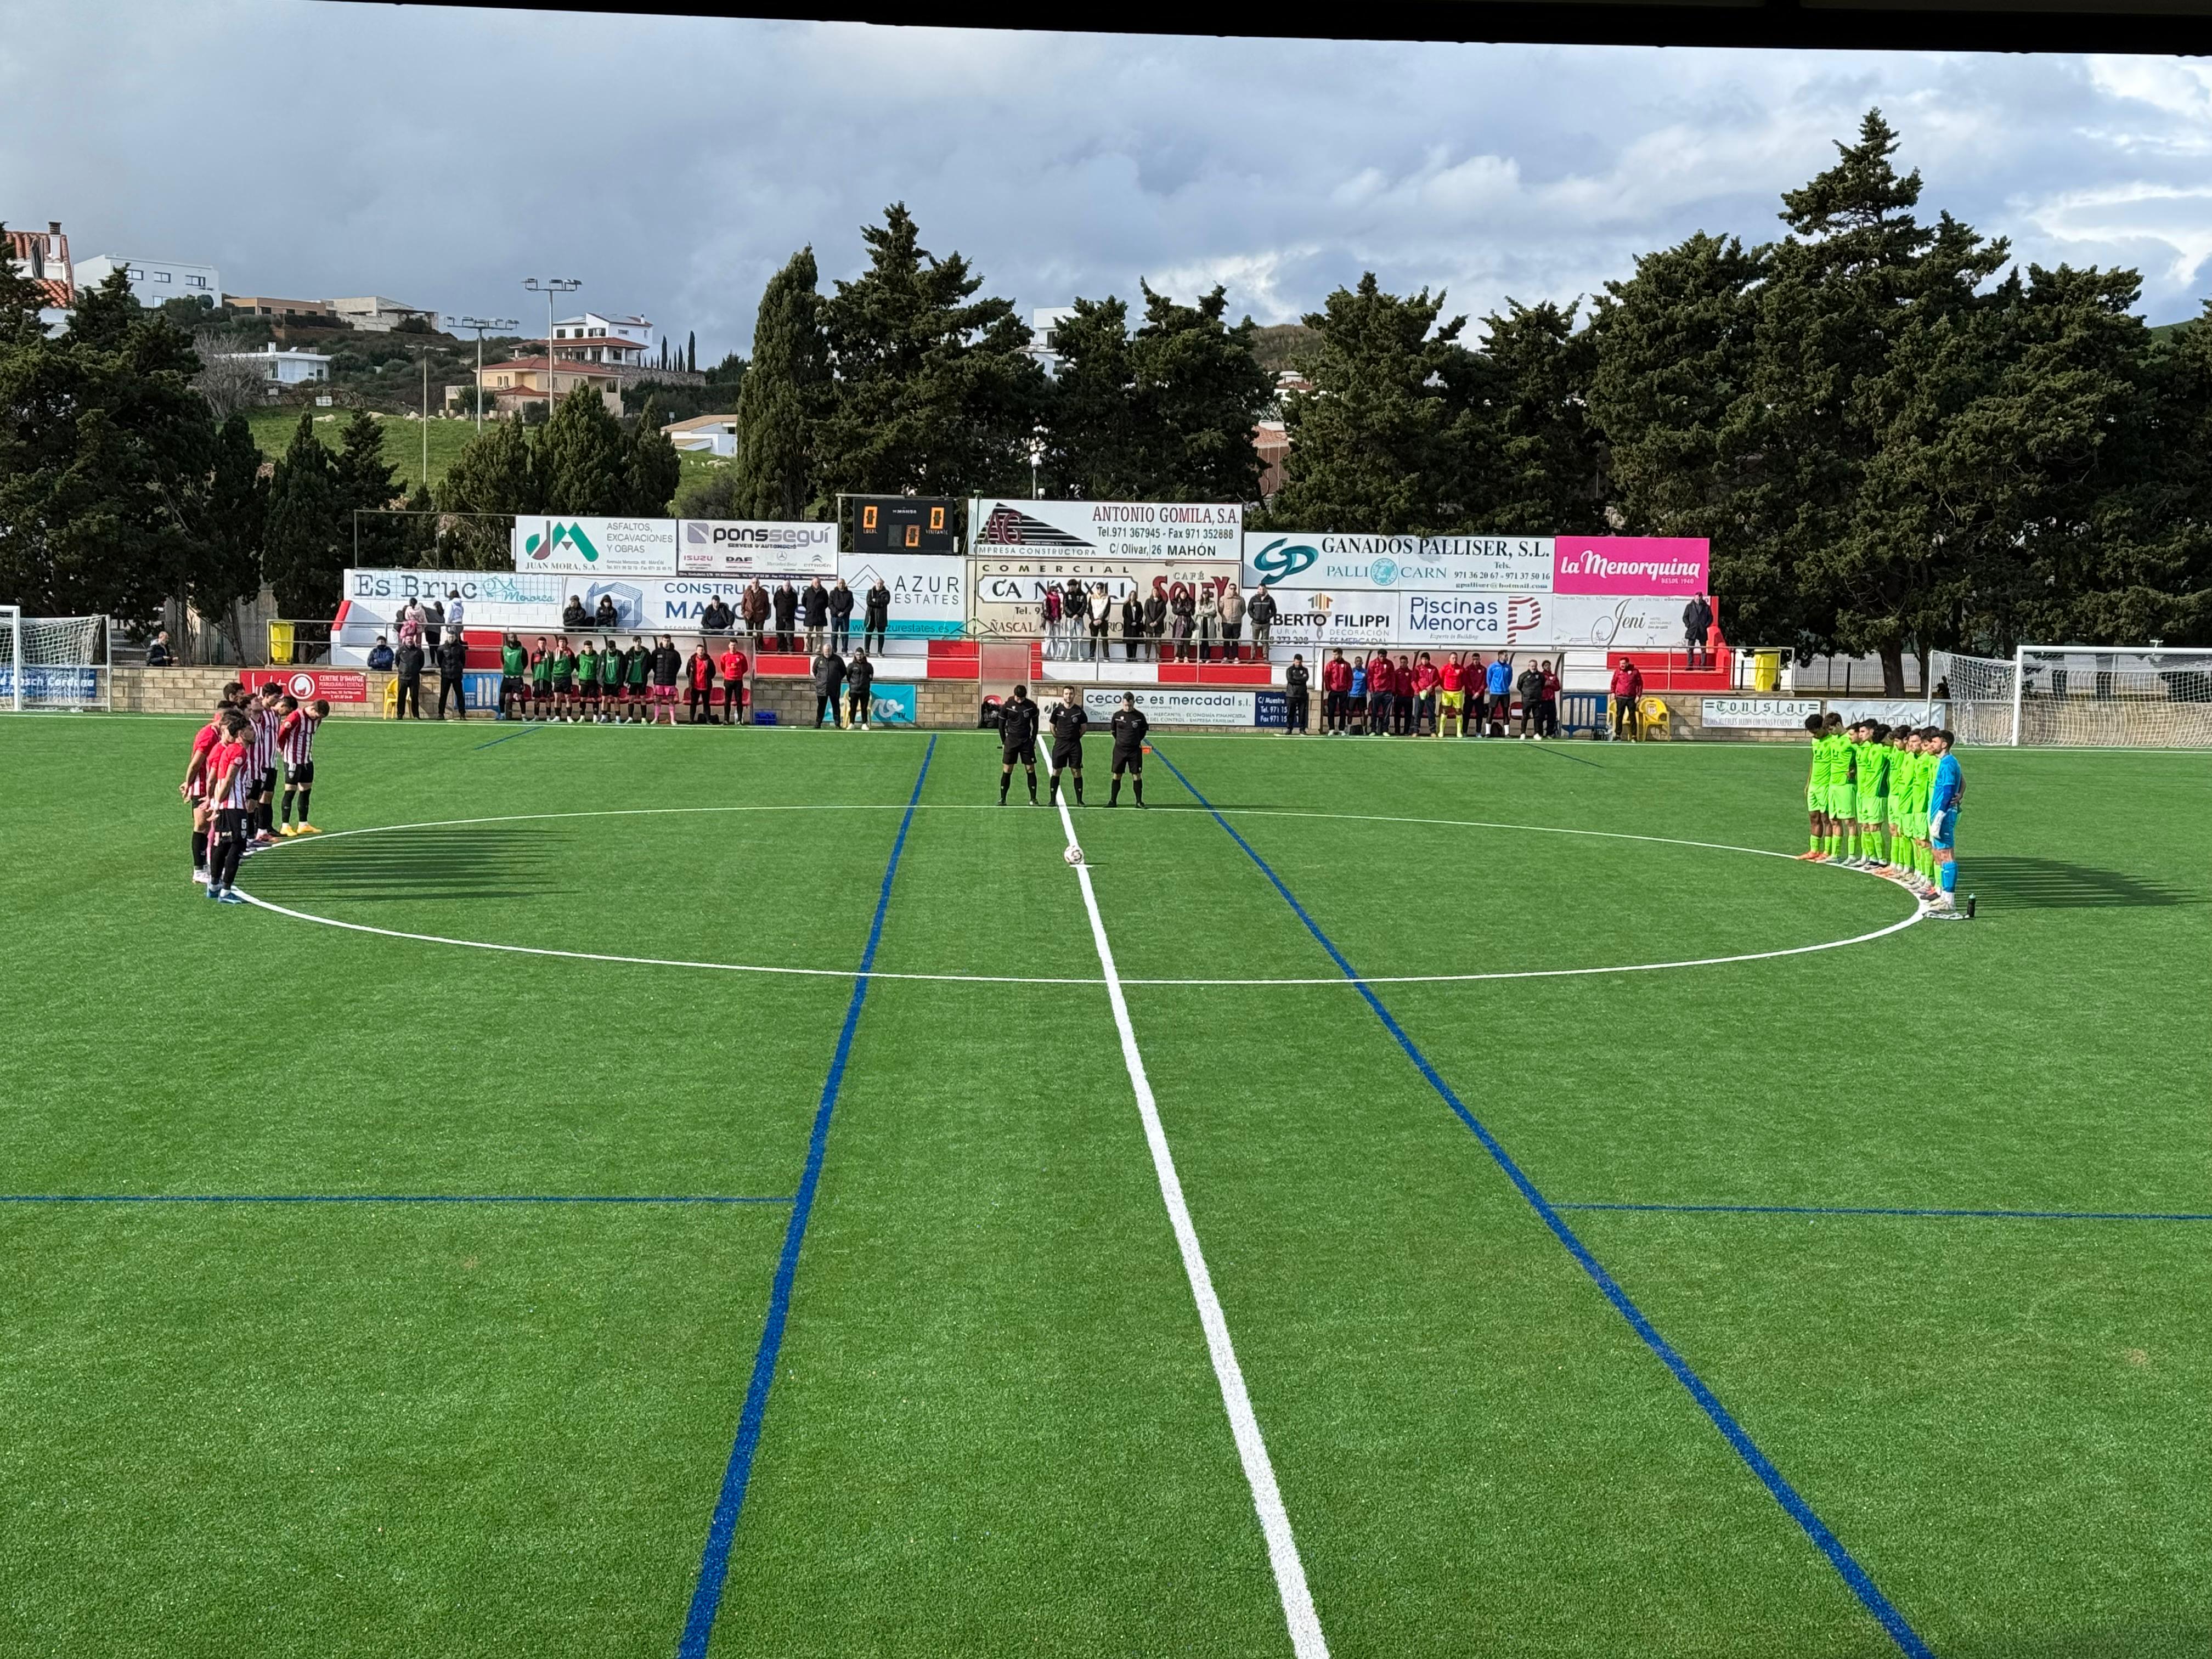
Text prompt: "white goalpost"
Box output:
[[0, 610, 112, 713], [1934, 645, 2212, 748]]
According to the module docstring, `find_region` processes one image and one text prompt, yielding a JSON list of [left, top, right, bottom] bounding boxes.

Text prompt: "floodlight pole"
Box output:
[[458, 314, 520, 433], [522, 278, 582, 419]]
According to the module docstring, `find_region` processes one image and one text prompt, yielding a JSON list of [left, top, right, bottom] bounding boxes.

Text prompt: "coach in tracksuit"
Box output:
[[1284, 654, 1310, 735]]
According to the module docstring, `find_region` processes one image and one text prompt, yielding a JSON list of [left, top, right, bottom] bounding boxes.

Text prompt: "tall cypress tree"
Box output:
[[539, 386, 631, 514], [731, 247, 830, 520], [1128, 283, 1274, 503], [686, 331, 696, 374], [264, 411, 344, 616], [627, 394, 682, 516], [332, 407, 402, 567]]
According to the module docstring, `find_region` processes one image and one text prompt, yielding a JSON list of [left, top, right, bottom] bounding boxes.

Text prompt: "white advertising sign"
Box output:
[[838, 553, 964, 637], [336, 569, 563, 657], [972, 499, 1242, 561], [1245, 533, 1553, 594], [1702, 697, 1824, 730], [676, 520, 837, 576], [1257, 589, 1404, 647], [1503, 592, 1682, 650], [1401, 592, 1525, 645], [970, 557, 1237, 637], [1079, 686, 1255, 726], [512, 516, 679, 575], [559, 575, 760, 634], [1829, 698, 1949, 727]]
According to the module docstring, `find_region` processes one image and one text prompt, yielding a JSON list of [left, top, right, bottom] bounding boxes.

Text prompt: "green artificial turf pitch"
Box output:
[[2, 715, 2206, 1658]]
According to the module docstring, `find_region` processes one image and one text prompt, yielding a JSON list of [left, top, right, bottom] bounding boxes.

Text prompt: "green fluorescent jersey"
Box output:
[[1815, 734, 1842, 786], [577, 648, 600, 682], [601, 652, 622, 686], [529, 653, 551, 685], [1858, 743, 1889, 797], [552, 652, 575, 679], [626, 650, 648, 686], [502, 644, 527, 676]]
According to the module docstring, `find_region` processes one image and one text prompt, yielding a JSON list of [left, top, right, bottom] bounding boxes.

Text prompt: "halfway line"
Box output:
[[1043, 750, 1328, 1658], [1150, 743, 1933, 1659], [675, 735, 936, 1658]]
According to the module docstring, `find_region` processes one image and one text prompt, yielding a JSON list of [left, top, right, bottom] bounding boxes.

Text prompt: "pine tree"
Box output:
[[627, 394, 682, 516], [1266, 274, 1481, 534], [263, 411, 344, 616], [190, 413, 269, 662], [1041, 296, 1142, 499], [437, 416, 540, 569], [1128, 284, 1274, 503], [815, 204, 1045, 502], [731, 247, 830, 520], [539, 385, 630, 514]]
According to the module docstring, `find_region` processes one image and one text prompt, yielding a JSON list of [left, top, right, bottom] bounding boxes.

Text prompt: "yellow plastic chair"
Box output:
[[268, 620, 295, 665], [382, 678, 400, 719], [1638, 695, 1672, 740]]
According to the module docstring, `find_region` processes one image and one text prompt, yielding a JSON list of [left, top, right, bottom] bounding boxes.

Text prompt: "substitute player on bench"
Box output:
[[998, 683, 1041, 806], [1046, 687, 1088, 806]]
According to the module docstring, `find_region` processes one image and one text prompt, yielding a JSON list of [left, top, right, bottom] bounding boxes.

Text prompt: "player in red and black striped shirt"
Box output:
[[203, 710, 255, 902], [275, 696, 329, 836], [181, 690, 237, 885]]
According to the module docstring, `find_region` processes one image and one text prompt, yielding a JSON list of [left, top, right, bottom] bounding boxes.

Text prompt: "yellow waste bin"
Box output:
[[268, 621, 296, 665], [1752, 650, 1781, 692]]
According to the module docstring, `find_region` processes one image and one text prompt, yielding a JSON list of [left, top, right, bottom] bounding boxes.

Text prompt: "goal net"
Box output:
[[0, 611, 112, 712], [1934, 646, 2212, 748]]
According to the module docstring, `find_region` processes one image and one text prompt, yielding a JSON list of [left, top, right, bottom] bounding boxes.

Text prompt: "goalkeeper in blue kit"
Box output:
[[1924, 730, 1966, 916]]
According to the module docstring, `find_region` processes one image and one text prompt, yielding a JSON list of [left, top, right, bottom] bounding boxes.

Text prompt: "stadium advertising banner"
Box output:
[[1701, 696, 1823, 729], [971, 498, 1243, 562], [1508, 593, 1682, 650], [676, 520, 837, 577], [560, 576, 757, 633], [0, 665, 98, 702], [1551, 536, 1709, 597], [1080, 686, 1258, 726], [268, 668, 369, 703], [335, 569, 563, 659], [1830, 698, 1949, 727], [866, 683, 919, 725], [971, 557, 1240, 637], [1244, 533, 1552, 594], [839, 553, 964, 637], [1260, 589, 1404, 647], [512, 517, 680, 575]]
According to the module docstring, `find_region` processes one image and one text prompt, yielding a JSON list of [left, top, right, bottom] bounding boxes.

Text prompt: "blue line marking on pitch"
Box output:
[[473, 722, 545, 751], [1150, 743, 1936, 1659], [1558, 1200, 2212, 1223], [0, 1193, 789, 1206], [677, 735, 936, 1658]]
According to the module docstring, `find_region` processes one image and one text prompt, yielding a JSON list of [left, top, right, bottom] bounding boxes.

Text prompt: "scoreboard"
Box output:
[[851, 496, 958, 554]]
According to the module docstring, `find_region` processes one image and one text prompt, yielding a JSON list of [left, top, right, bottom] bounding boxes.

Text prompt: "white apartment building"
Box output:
[[220, 343, 332, 386], [549, 312, 653, 364], [1026, 306, 1077, 372], [72, 253, 221, 309]]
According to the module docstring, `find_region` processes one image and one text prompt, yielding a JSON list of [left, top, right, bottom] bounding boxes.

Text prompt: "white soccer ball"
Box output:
[[1063, 844, 1085, 866]]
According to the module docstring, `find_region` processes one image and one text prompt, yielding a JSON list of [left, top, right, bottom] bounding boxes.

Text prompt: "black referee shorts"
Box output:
[[1110, 744, 1143, 775], [1001, 738, 1036, 765]]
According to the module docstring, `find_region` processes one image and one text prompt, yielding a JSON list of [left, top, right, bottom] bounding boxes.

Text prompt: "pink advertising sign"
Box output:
[[1552, 537, 1710, 596]]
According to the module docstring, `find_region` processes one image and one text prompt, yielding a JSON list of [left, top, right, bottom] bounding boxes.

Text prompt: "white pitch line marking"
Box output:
[[1042, 747, 1330, 1658], [233, 805, 1923, 986]]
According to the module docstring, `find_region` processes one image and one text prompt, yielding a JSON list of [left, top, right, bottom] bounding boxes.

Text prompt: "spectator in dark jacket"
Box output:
[[742, 580, 771, 653], [593, 594, 619, 631], [771, 582, 798, 651], [1120, 594, 1145, 661], [1246, 588, 1277, 660], [435, 633, 468, 719], [811, 648, 845, 727], [1143, 591, 1168, 658], [699, 596, 734, 634], [563, 595, 589, 631], [650, 636, 682, 725], [862, 579, 890, 653], [1284, 654, 1310, 733], [146, 629, 174, 667], [1516, 662, 1545, 738], [1683, 594, 1714, 669], [1537, 661, 1561, 738], [801, 578, 831, 652], [845, 650, 875, 729], [394, 637, 424, 718], [367, 635, 394, 672], [828, 579, 855, 652]]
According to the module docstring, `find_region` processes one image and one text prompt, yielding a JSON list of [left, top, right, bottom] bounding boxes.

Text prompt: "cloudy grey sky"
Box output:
[[6, 3, 2211, 358]]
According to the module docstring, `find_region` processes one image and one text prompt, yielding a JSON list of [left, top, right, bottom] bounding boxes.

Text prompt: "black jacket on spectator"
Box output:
[[1285, 662, 1309, 694], [437, 636, 466, 678], [1248, 589, 1279, 627], [864, 585, 890, 627], [700, 599, 733, 632], [828, 586, 854, 623], [396, 642, 425, 679], [651, 645, 681, 686], [801, 583, 830, 627], [1121, 597, 1144, 638], [772, 584, 798, 630], [846, 656, 873, 698], [594, 596, 619, 630], [563, 597, 588, 630], [1144, 594, 1167, 635]]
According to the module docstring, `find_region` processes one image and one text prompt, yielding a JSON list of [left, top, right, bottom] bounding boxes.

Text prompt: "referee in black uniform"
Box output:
[[997, 683, 1041, 805], [1046, 687, 1088, 806], [1108, 692, 1149, 807]]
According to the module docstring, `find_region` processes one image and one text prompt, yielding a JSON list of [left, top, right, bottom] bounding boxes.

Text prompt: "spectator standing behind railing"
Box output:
[[393, 634, 424, 718], [435, 631, 468, 720], [147, 629, 174, 667], [1609, 657, 1644, 740], [829, 579, 855, 652], [700, 595, 734, 635], [1169, 588, 1194, 660], [801, 577, 830, 653], [771, 581, 798, 651], [1682, 594, 1713, 670], [845, 649, 874, 729], [367, 635, 394, 672], [1196, 585, 1221, 662], [862, 578, 889, 654], [1516, 660, 1545, 739], [444, 590, 467, 645], [1065, 580, 1091, 659], [1284, 654, 1310, 734], [1042, 582, 1064, 658], [1322, 650, 1351, 734], [1120, 592, 1145, 661], [1219, 582, 1245, 662], [1144, 590, 1167, 659], [562, 594, 588, 632], [594, 594, 618, 631], [742, 580, 770, 654], [1089, 583, 1112, 661], [1247, 586, 1276, 661], [425, 597, 445, 647]]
